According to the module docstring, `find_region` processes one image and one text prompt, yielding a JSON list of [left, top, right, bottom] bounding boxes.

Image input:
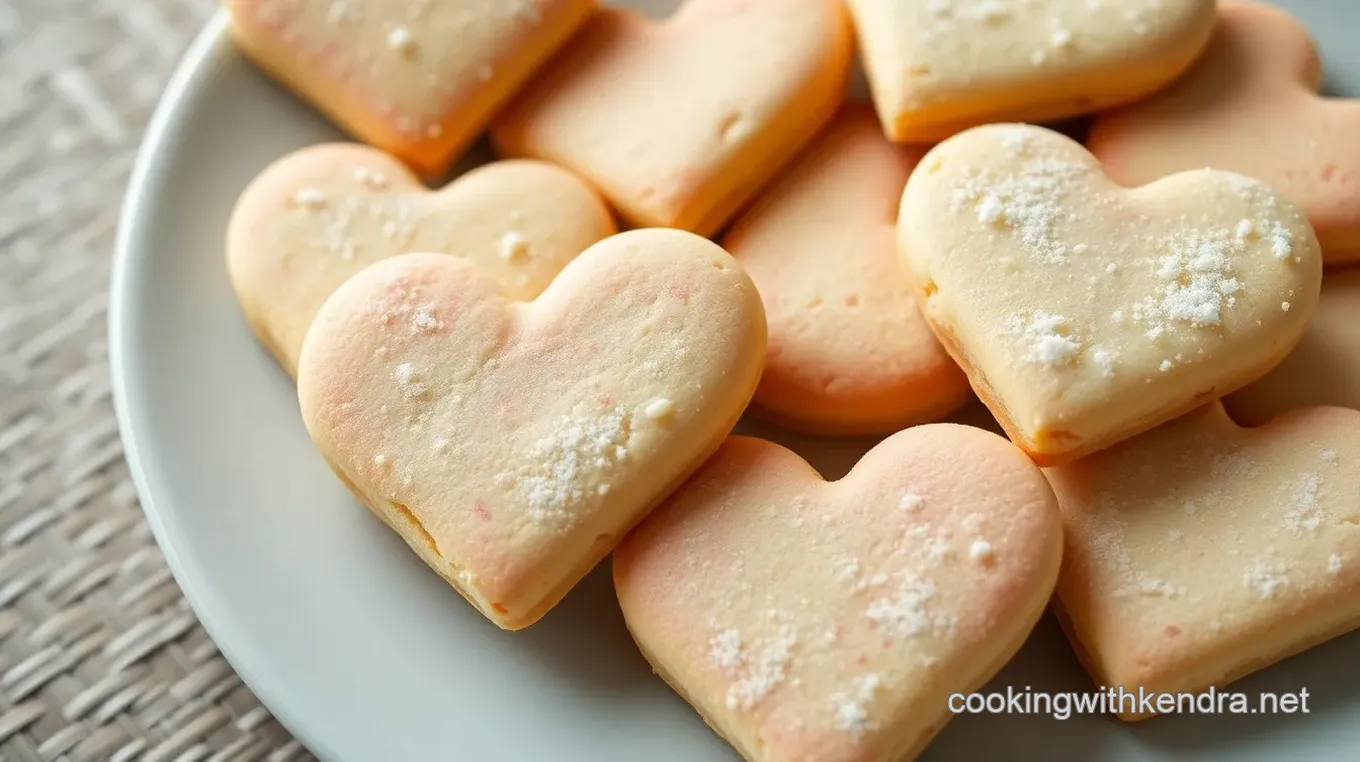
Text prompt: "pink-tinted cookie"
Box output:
[[616, 428, 1062, 761], [899, 124, 1323, 465], [1047, 402, 1360, 719], [1225, 269, 1360, 425], [225, 0, 595, 176], [228, 143, 614, 376], [723, 105, 970, 435], [1089, 1, 1360, 265], [491, 0, 853, 237], [297, 230, 767, 629]]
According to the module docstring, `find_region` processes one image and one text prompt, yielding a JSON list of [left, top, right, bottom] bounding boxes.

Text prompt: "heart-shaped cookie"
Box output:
[[297, 229, 766, 629], [227, 143, 615, 376], [846, 0, 1215, 142], [899, 124, 1323, 465], [224, 0, 595, 176], [615, 428, 1062, 761], [723, 105, 970, 435], [1089, 1, 1360, 265], [1045, 402, 1360, 719], [1225, 269, 1360, 425], [491, 0, 853, 237]]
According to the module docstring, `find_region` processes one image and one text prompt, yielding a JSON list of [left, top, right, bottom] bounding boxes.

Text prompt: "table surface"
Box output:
[[0, 1, 313, 759]]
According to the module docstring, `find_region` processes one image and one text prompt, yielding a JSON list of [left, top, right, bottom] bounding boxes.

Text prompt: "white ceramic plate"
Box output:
[[111, 2, 1360, 760]]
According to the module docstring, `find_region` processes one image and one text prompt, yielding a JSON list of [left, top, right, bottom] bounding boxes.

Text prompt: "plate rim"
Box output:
[[108, 10, 338, 761]]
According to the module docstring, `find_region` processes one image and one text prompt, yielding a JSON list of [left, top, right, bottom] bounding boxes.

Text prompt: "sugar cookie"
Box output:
[[491, 0, 853, 237], [616, 428, 1061, 761], [899, 124, 1322, 465], [1046, 402, 1360, 720], [723, 105, 969, 435], [227, 144, 614, 376], [1224, 269, 1360, 426], [1089, 1, 1360, 266], [297, 230, 767, 629], [224, 0, 595, 176], [846, 0, 1216, 143]]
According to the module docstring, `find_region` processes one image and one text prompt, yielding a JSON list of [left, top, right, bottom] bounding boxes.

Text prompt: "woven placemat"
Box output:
[[0, 0, 312, 759]]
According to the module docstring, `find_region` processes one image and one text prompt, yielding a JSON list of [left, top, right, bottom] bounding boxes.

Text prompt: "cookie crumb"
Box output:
[[1281, 301, 1291, 312], [353, 167, 390, 190], [969, 539, 994, 564], [643, 398, 674, 420], [498, 232, 529, 261], [292, 186, 327, 210], [387, 26, 418, 56]]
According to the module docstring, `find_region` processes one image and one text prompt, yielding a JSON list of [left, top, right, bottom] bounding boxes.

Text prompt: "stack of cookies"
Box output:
[[220, 0, 1360, 759]]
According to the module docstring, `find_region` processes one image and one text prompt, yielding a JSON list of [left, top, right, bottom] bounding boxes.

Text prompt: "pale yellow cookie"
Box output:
[[297, 230, 767, 629], [224, 0, 595, 176], [723, 105, 969, 435], [491, 0, 853, 237], [1224, 269, 1360, 425], [227, 143, 614, 376], [899, 124, 1322, 465], [846, 0, 1216, 142], [1046, 402, 1360, 720], [616, 428, 1062, 761]]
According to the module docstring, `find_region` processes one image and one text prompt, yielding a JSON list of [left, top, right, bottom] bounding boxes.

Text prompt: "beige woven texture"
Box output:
[[0, 0, 313, 759]]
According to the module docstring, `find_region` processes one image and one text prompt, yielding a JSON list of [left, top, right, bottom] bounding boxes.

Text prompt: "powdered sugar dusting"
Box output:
[[899, 492, 924, 512], [1243, 559, 1291, 599], [393, 362, 427, 398], [709, 622, 799, 711], [1270, 222, 1294, 260], [1153, 228, 1241, 328], [1006, 311, 1081, 367], [1088, 514, 1185, 599], [410, 304, 442, 334], [866, 574, 955, 638], [494, 407, 631, 525], [708, 628, 742, 671], [950, 147, 1090, 265], [1329, 554, 1344, 576], [831, 674, 881, 738], [1282, 472, 1324, 535]]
